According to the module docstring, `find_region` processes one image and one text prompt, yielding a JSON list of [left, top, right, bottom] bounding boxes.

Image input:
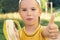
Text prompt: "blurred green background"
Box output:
[[0, 0, 60, 40]]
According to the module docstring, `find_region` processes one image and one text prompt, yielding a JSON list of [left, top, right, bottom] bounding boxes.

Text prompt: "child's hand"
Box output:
[[46, 14, 59, 39], [14, 27, 20, 40]]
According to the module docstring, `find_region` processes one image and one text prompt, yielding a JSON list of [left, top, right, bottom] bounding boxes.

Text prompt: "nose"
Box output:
[[27, 10, 32, 16]]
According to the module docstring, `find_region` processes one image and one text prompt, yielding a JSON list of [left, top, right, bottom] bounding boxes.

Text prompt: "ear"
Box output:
[[18, 10, 23, 20], [38, 9, 42, 16], [18, 9, 21, 16], [18, 10, 20, 16]]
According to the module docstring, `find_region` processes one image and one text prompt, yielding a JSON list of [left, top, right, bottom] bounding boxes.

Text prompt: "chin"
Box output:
[[24, 20, 35, 26], [26, 23, 34, 26]]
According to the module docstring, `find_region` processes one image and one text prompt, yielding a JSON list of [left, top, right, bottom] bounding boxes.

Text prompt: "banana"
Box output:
[[3, 19, 21, 40]]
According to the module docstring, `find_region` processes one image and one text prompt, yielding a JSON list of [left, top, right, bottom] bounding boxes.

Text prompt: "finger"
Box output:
[[48, 29, 59, 33], [14, 27, 18, 33], [48, 24, 58, 30], [49, 14, 55, 24], [14, 27, 19, 37], [49, 33, 59, 39]]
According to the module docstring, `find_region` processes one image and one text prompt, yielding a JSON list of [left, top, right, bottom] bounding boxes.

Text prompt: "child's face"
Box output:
[[19, 0, 41, 25]]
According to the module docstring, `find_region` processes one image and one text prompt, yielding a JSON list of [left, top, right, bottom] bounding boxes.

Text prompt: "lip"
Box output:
[[26, 18, 33, 21]]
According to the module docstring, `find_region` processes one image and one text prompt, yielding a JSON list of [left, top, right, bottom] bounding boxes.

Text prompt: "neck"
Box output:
[[25, 23, 39, 34]]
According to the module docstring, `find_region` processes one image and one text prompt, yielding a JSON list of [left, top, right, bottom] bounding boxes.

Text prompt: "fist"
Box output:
[[46, 14, 59, 39]]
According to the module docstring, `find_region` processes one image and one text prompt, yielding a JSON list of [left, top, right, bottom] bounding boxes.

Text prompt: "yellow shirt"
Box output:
[[20, 25, 48, 40]]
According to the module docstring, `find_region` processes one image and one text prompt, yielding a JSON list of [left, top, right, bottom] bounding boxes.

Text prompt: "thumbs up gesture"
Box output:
[[43, 14, 59, 39]]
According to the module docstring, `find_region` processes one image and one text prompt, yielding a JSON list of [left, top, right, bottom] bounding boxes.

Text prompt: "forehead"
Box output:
[[20, 0, 39, 8]]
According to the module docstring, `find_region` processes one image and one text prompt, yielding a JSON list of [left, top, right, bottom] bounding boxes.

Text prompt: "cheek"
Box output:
[[33, 11, 40, 20], [21, 14, 25, 18], [20, 13, 26, 21], [33, 11, 39, 17], [33, 13, 39, 21]]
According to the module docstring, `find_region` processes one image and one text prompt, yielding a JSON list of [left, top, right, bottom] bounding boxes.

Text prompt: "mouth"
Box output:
[[26, 18, 33, 21]]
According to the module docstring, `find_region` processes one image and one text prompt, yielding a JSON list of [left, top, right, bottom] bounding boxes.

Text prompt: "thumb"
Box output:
[[49, 14, 55, 24]]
